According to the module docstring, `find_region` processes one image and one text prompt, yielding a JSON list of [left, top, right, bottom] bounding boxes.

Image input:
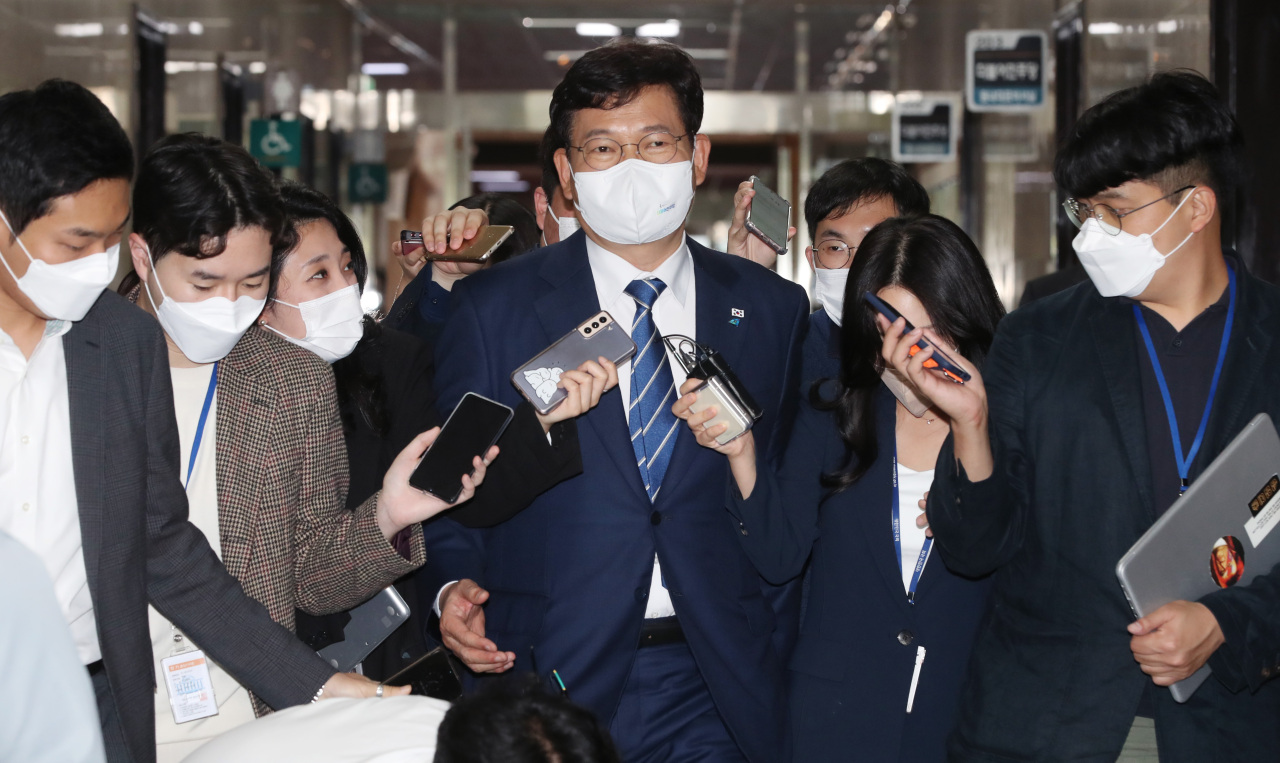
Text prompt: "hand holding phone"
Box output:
[[511, 311, 636, 415], [401, 225, 514, 264], [863, 292, 971, 384], [407, 393, 513, 504]]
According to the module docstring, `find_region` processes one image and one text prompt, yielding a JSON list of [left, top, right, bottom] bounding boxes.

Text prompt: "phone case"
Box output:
[[423, 225, 515, 263], [511, 311, 637, 415], [664, 334, 763, 445], [744, 175, 791, 255], [315, 586, 410, 672], [688, 376, 756, 444], [862, 291, 971, 383]]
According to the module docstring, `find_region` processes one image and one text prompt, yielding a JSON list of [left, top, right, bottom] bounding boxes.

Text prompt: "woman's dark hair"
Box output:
[[449, 192, 540, 265], [434, 675, 621, 763], [277, 180, 387, 437], [0, 79, 134, 235], [804, 158, 930, 240], [820, 214, 1005, 489], [549, 39, 703, 155], [119, 133, 291, 300], [1055, 70, 1243, 203]]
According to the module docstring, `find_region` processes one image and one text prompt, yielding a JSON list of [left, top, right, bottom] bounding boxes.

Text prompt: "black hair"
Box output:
[[277, 180, 387, 437], [120, 133, 292, 300], [448, 192, 540, 265], [549, 39, 703, 155], [434, 675, 621, 763], [0, 79, 134, 236], [804, 158, 930, 240], [539, 127, 564, 203], [1054, 70, 1243, 203], [820, 214, 1005, 489]]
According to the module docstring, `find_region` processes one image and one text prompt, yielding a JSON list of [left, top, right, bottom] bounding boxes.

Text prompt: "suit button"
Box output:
[[897, 629, 915, 645], [650, 511, 662, 525]]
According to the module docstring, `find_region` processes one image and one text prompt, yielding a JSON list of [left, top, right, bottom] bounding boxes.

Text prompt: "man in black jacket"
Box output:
[[0, 80, 388, 763], [883, 72, 1280, 761]]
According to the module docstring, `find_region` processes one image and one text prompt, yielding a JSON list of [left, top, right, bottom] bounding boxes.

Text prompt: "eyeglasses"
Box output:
[[1061, 185, 1195, 236], [813, 239, 854, 269], [567, 132, 690, 171]]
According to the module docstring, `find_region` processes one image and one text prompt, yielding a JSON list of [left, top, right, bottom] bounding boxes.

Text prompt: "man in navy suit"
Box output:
[[420, 40, 808, 762]]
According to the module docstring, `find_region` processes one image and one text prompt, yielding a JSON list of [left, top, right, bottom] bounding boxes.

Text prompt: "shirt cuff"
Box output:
[[433, 581, 459, 618]]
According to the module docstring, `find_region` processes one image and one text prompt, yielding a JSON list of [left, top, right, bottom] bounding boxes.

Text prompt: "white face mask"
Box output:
[[546, 208, 580, 246], [142, 245, 265, 364], [880, 367, 933, 417], [813, 265, 850, 327], [572, 158, 695, 246], [264, 283, 365, 363], [1072, 188, 1197, 298], [0, 209, 118, 321]]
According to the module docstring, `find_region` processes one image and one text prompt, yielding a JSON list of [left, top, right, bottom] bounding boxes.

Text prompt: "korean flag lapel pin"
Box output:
[[730, 307, 745, 326]]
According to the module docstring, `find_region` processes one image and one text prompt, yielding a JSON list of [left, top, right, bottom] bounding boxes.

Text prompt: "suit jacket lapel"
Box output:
[[64, 319, 105, 596], [655, 240, 748, 504], [215, 331, 278, 579], [534, 235, 649, 504], [1091, 296, 1155, 520], [1198, 265, 1275, 473]]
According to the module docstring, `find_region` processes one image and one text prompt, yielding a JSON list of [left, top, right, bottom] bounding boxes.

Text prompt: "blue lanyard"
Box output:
[[892, 451, 933, 605], [1132, 264, 1236, 495], [185, 362, 218, 492]]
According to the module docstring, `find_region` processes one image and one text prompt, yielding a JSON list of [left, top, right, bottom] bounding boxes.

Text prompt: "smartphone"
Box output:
[[399, 225, 515, 264], [665, 335, 762, 445], [315, 586, 410, 672], [383, 646, 464, 701], [862, 291, 971, 384], [744, 176, 791, 255], [511, 311, 637, 415], [409, 393, 514, 503]]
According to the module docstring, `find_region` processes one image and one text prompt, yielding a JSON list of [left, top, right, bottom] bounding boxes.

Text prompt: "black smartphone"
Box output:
[[744, 176, 791, 255], [862, 291, 971, 384], [409, 392, 514, 503], [383, 647, 463, 701]]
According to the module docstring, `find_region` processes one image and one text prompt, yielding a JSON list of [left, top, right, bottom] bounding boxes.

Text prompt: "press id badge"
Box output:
[[161, 650, 219, 723]]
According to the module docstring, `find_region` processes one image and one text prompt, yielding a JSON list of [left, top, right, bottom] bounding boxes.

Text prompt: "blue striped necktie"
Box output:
[[625, 278, 679, 502]]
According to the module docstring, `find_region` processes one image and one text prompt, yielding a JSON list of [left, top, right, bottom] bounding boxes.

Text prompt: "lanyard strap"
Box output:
[[185, 362, 218, 492], [892, 452, 933, 605], [1132, 264, 1236, 494]]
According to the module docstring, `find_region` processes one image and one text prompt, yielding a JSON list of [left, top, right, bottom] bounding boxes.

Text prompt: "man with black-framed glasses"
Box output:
[[910, 71, 1280, 761]]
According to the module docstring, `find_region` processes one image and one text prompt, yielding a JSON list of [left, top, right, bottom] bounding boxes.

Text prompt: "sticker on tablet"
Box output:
[[1244, 474, 1280, 548], [1210, 536, 1245, 589]]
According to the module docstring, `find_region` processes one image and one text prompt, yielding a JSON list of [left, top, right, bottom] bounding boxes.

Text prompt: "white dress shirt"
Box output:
[[150, 364, 255, 761], [0, 319, 100, 664], [895, 465, 934, 594], [585, 235, 696, 619]]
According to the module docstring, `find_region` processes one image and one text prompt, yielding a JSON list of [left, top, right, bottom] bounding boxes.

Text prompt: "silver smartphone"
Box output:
[[316, 586, 410, 672], [744, 176, 791, 255], [511, 311, 637, 415]]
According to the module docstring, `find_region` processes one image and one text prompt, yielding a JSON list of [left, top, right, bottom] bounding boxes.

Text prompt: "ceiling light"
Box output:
[[576, 22, 621, 37], [54, 22, 104, 37], [362, 62, 409, 76], [1088, 22, 1124, 35], [638, 20, 680, 37], [248, 61, 267, 74], [188, 21, 204, 35]]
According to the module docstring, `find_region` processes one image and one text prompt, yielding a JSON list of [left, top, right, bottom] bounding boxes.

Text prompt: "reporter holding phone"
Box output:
[[116, 135, 492, 760], [263, 182, 616, 680], [675, 215, 1002, 762]]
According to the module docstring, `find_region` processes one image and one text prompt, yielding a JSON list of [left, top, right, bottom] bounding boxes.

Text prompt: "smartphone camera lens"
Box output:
[[592, 321, 600, 329], [600, 315, 609, 324], [584, 327, 592, 334]]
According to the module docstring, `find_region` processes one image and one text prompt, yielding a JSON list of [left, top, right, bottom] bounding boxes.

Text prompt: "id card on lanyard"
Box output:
[[1133, 265, 1236, 495], [163, 362, 220, 724]]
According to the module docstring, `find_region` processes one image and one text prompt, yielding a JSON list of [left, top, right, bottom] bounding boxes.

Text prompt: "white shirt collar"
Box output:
[[585, 235, 694, 310]]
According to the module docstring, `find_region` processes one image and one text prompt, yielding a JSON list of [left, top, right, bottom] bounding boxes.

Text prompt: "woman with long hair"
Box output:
[[675, 214, 1005, 761]]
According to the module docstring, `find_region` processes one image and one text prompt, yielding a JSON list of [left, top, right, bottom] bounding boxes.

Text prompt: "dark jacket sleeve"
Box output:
[[928, 314, 1032, 578], [140, 329, 334, 710], [727, 396, 834, 585], [1200, 560, 1280, 693]]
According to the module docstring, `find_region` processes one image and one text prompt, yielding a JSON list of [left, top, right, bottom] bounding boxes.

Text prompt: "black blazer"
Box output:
[[730, 388, 991, 762], [930, 262, 1280, 762], [65, 292, 334, 762]]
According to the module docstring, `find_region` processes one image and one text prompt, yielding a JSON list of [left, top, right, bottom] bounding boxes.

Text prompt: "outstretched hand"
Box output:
[[375, 428, 498, 540]]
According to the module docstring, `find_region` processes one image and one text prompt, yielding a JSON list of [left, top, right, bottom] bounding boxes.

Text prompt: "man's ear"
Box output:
[[554, 148, 575, 206], [533, 187, 549, 232], [804, 245, 816, 271], [1186, 186, 1218, 234], [128, 232, 152, 282], [692, 133, 711, 187]]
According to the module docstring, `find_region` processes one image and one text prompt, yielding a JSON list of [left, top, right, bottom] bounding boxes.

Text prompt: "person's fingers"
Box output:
[[678, 378, 702, 396], [1128, 606, 1175, 636], [387, 428, 440, 488], [441, 618, 499, 654], [460, 209, 487, 247], [483, 445, 499, 465], [600, 357, 620, 390], [468, 454, 488, 486], [392, 240, 404, 257], [429, 213, 450, 254], [785, 225, 798, 243], [672, 391, 697, 419]]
